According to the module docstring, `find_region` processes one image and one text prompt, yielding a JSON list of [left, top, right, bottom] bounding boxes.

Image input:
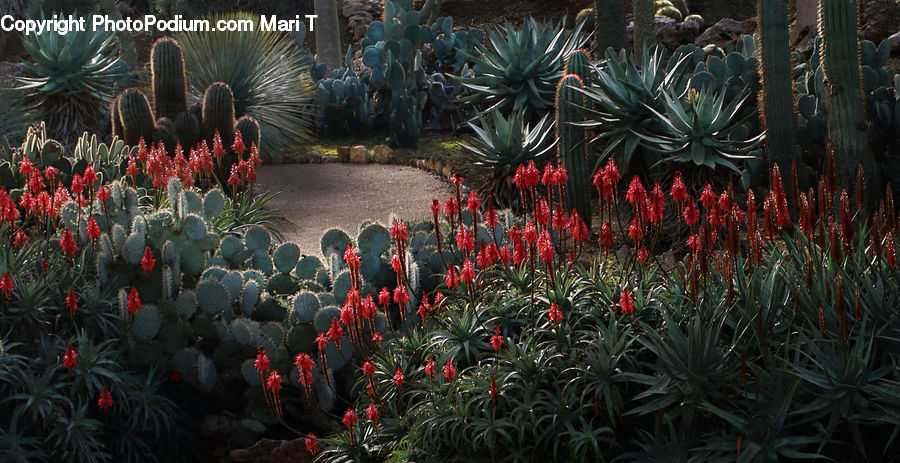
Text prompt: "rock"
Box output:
[[227, 438, 314, 463], [337, 146, 351, 162], [349, 145, 369, 163], [890, 31, 900, 53], [860, 0, 900, 45], [372, 144, 393, 163], [694, 17, 758, 49], [656, 17, 702, 50], [789, 0, 818, 53]]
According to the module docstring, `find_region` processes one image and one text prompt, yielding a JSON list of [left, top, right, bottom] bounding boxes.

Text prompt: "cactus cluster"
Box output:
[[112, 37, 261, 176]]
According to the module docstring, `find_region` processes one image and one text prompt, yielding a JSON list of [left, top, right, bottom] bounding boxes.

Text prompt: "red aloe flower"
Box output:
[[425, 355, 436, 378], [13, 230, 27, 247], [625, 176, 647, 208], [455, 228, 475, 253], [443, 358, 456, 381], [212, 130, 225, 159], [600, 223, 613, 251], [535, 197, 550, 227], [140, 247, 155, 277], [548, 302, 563, 325], [295, 352, 315, 394], [445, 265, 460, 290], [98, 387, 113, 411], [266, 370, 282, 396], [65, 288, 78, 316], [393, 285, 410, 306], [886, 232, 898, 268], [255, 346, 270, 374], [390, 219, 409, 244], [569, 210, 589, 244], [126, 286, 142, 315], [460, 259, 475, 287], [671, 172, 687, 205], [484, 204, 498, 229], [700, 183, 717, 209], [62, 344, 77, 373], [83, 166, 97, 193], [683, 196, 699, 227], [619, 288, 634, 314], [327, 317, 344, 343], [393, 366, 405, 391], [305, 433, 319, 455], [227, 165, 241, 188], [126, 155, 139, 180], [0, 272, 13, 299], [490, 326, 504, 352], [537, 230, 554, 264], [86, 217, 101, 242], [467, 190, 481, 214], [60, 228, 78, 260], [232, 129, 245, 155], [523, 220, 538, 244], [367, 401, 380, 423]]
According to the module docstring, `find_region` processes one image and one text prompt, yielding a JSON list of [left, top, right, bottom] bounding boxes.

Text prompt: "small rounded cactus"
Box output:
[[118, 88, 155, 146], [132, 304, 162, 342], [292, 292, 320, 324], [273, 243, 300, 274], [195, 279, 230, 315]]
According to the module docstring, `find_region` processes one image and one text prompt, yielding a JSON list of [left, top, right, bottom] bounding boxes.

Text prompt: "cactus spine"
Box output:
[[118, 88, 155, 146], [757, 0, 798, 173], [556, 74, 592, 228], [151, 37, 188, 121], [593, 0, 626, 56], [110, 95, 124, 140], [201, 82, 236, 149], [633, 0, 655, 62], [818, 0, 878, 203]]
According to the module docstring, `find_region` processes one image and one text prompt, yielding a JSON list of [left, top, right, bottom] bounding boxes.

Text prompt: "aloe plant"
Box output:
[[455, 17, 586, 119], [637, 87, 764, 173]]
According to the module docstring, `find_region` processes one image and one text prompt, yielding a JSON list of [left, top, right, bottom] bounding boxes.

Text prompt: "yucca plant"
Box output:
[[454, 17, 586, 119], [636, 86, 764, 174], [177, 12, 315, 159], [18, 22, 124, 145]]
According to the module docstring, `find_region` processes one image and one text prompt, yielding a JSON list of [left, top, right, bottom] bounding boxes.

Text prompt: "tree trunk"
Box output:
[[314, 0, 343, 73]]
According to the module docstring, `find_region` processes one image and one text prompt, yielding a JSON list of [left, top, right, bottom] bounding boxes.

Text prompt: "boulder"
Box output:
[[694, 17, 758, 49], [349, 145, 369, 163], [890, 31, 900, 53], [860, 0, 900, 45], [337, 146, 351, 162], [228, 438, 314, 463]]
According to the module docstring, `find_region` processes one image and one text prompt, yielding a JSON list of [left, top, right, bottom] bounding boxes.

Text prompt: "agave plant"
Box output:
[[177, 12, 315, 158], [18, 22, 124, 145], [0, 84, 26, 143], [459, 109, 556, 208], [460, 110, 556, 169], [455, 17, 586, 119], [577, 45, 693, 176], [636, 86, 763, 174]]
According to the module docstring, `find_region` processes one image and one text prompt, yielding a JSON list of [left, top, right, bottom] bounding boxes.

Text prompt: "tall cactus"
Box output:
[[757, 0, 797, 174], [593, 0, 626, 56], [818, 0, 878, 203], [201, 82, 236, 149], [174, 111, 201, 150], [110, 95, 124, 140], [633, 0, 655, 62], [151, 37, 188, 121], [564, 49, 593, 85], [556, 74, 592, 228], [118, 88, 155, 146]]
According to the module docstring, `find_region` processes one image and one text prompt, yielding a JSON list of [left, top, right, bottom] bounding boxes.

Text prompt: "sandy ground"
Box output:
[[255, 163, 455, 257]]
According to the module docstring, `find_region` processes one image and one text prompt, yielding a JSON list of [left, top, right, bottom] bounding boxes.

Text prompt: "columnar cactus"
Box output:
[[174, 111, 201, 150], [757, 0, 798, 174], [556, 74, 592, 228], [151, 37, 188, 121], [118, 88, 155, 146], [593, 0, 625, 56], [564, 49, 593, 86], [633, 0, 655, 61], [201, 82, 236, 149], [110, 95, 124, 140], [818, 0, 879, 203]]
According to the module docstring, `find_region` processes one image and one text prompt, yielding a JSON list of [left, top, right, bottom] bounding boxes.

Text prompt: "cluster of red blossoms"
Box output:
[[126, 129, 260, 191]]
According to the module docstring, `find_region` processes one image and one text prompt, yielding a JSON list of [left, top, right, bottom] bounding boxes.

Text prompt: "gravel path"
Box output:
[[255, 163, 455, 257]]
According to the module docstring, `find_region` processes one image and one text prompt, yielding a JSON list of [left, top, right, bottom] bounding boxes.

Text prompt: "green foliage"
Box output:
[[636, 86, 763, 174], [461, 110, 556, 170], [18, 21, 124, 144], [0, 84, 26, 143], [177, 12, 315, 157], [454, 17, 586, 119]]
